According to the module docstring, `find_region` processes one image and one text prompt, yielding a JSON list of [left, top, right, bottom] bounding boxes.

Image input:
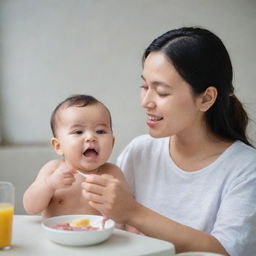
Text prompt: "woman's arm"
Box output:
[[129, 202, 228, 254], [82, 174, 228, 255]]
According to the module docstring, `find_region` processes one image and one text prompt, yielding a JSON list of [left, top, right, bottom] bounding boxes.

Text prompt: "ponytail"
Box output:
[[227, 94, 252, 146], [205, 93, 252, 147]]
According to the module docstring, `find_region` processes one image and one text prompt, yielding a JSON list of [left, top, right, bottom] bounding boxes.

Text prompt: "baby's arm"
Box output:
[[23, 159, 76, 214]]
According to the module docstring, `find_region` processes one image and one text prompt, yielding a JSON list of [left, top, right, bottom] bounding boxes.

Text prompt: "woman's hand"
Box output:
[[81, 174, 135, 223]]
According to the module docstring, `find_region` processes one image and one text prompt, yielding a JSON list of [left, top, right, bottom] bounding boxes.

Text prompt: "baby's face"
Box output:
[[53, 103, 114, 172]]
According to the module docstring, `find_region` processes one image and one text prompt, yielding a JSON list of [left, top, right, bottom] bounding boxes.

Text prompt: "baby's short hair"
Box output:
[[50, 94, 112, 137]]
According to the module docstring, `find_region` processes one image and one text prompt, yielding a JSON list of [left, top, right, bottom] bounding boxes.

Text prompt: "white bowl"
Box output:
[[42, 214, 115, 246]]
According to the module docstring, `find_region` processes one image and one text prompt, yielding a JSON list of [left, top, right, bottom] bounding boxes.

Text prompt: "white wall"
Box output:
[[0, 0, 256, 214]]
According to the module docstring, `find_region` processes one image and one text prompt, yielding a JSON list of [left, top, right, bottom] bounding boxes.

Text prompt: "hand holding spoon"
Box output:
[[77, 170, 108, 229]]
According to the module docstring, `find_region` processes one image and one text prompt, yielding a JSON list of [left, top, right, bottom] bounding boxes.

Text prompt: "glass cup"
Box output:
[[0, 182, 15, 250]]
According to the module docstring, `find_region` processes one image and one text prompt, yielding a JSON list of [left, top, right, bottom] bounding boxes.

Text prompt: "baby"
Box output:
[[23, 94, 127, 218]]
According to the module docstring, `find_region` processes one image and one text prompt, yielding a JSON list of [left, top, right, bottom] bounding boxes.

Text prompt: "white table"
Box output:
[[3, 215, 175, 256]]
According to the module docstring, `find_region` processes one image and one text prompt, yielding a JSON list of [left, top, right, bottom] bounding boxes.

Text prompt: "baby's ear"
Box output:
[[51, 137, 64, 156]]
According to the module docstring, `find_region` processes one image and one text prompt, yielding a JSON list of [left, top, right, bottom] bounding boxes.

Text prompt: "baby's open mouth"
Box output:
[[83, 148, 99, 157]]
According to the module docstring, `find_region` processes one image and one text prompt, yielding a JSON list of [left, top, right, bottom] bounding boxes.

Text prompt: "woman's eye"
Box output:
[[158, 93, 170, 97], [157, 90, 170, 97], [96, 130, 106, 134], [140, 85, 148, 90]]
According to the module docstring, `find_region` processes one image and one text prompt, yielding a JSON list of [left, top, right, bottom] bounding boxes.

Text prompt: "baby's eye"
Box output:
[[74, 130, 83, 135], [96, 129, 106, 134]]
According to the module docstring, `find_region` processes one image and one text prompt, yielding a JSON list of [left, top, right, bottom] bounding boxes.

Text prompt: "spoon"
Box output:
[[76, 170, 90, 178]]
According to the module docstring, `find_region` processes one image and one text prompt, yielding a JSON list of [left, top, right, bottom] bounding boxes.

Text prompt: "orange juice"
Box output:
[[0, 203, 14, 248]]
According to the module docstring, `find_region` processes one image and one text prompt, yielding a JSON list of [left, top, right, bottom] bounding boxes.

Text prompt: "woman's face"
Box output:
[[140, 51, 204, 138]]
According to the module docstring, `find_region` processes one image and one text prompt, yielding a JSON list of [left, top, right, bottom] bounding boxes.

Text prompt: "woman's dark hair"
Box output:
[[50, 94, 112, 137], [143, 27, 252, 146]]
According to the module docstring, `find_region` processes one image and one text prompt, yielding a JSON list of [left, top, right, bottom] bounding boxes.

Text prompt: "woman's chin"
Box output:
[[149, 129, 166, 138]]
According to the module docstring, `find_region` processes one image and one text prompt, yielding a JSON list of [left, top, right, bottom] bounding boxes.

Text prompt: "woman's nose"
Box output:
[[141, 91, 156, 109]]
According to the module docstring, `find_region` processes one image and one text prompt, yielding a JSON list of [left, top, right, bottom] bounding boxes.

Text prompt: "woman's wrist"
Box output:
[[125, 200, 145, 227]]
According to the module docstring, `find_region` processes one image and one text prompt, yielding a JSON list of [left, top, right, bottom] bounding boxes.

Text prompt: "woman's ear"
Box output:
[[51, 137, 64, 156], [199, 86, 218, 112]]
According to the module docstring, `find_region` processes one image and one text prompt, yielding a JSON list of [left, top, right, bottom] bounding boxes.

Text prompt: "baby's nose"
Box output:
[[85, 133, 96, 142]]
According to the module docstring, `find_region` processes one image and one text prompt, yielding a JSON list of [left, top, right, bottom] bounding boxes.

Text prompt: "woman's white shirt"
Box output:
[[117, 134, 256, 256]]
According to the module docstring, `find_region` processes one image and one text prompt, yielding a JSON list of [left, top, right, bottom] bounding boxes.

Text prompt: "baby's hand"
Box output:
[[46, 162, 76, 190]]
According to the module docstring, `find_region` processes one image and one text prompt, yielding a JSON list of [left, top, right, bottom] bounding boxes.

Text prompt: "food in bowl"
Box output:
[[70, 217, 90, 227], [42, 214, 115, 246], [51, 217, 99, 231]]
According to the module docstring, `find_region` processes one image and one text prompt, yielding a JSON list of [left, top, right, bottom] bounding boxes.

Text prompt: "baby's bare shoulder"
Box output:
[[100, 163, 124, 179], [39, 159, 64, 176], [45, 159, 64, 167], [100, 162, 120, 172]]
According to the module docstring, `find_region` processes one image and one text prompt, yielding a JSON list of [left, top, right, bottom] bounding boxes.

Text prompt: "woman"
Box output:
[[82, 27, 256, 255]]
